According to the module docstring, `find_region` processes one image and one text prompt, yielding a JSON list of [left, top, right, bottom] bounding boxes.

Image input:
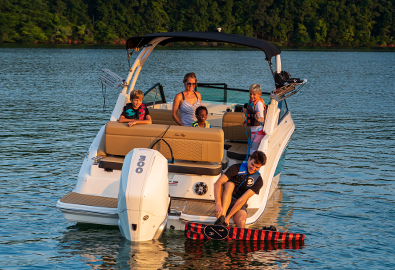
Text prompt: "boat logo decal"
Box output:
[[135, 155, 146, 173], [174, 133, 186, 137], [169, 180, 178, 186]]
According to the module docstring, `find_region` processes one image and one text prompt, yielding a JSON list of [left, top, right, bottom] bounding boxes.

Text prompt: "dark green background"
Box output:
[[1, 0, 394, 46]]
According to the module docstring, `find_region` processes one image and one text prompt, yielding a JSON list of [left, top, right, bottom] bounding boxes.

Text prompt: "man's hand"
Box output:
[[215, 204, 223, 218], [224, 216, 231, 226]]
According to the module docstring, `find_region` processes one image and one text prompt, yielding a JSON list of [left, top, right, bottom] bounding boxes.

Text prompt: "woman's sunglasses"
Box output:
[[186, 83, 197, 86]]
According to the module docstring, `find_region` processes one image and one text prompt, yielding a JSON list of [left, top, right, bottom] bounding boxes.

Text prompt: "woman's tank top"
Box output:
[[179, 91, 201, 126]]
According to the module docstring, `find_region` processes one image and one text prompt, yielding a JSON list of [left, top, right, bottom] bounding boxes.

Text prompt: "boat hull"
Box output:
[[57, 201, 119, 226]]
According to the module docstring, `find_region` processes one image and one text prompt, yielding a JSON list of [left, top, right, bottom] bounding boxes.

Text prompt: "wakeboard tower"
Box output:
[[185, 222, 305, 242]]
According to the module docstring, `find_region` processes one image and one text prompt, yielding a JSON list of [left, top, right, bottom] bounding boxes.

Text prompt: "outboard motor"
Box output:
[[118, 148, 169, 241]]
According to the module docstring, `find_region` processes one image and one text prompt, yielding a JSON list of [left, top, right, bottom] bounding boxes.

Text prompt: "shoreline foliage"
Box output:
[[0, 0, 394, 46]]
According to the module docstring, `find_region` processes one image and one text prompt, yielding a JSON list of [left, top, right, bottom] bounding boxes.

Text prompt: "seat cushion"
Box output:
[[99, 156, 223, 176], [226, 142, 249, 161]]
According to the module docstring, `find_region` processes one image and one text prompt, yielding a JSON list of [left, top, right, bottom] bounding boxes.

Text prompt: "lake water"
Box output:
[[1, 45, 394, 269]]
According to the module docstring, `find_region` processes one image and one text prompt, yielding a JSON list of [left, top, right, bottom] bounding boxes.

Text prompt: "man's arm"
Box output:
[[224, 189, 256, 225], [214, 174, 229, 218]]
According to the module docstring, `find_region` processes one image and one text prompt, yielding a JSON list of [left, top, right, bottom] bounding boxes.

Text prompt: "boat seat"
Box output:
[[222, 111, 250, 141], [105, 122, 224, 161], [149, 108, 180, 125], [99, 156, 226, 175], [224, 142, 249, 161], [102, 121, 224, 175], [222, 112, 250, 161]]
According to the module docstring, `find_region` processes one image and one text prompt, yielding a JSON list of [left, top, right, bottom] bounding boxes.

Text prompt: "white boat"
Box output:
[[56, 32, 306, 241]]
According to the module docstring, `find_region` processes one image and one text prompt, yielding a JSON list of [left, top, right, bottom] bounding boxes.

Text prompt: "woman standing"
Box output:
[[172, 72, 202, 126]]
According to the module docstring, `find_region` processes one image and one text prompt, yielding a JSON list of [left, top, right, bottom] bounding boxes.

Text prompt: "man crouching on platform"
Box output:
[[214, 151, 266, 227]]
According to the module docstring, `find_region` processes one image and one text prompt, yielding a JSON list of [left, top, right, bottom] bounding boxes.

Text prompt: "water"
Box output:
[[1, 46, 394, 269]]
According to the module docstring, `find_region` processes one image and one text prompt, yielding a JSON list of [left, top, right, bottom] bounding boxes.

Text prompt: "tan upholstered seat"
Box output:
[[149, 108, 180, 125], [105, 122, 223, 163], [222, 112, 250, 160], [222, 112, 250, 141]]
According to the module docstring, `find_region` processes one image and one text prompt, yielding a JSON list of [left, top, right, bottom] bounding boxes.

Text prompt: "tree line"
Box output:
[[0, 0, 394, 46]]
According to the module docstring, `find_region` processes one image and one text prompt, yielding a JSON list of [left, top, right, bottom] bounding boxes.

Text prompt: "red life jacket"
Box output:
[[246, 98, 266, 126], [138, 103, 147, 121]]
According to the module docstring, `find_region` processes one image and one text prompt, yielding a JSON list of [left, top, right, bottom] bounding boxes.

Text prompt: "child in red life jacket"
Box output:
[[119, 89, 152, 127], [244, 84, 266, 155]]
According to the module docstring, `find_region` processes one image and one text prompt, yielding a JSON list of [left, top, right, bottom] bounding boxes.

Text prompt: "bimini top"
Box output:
[[126, 31, 281, 60]]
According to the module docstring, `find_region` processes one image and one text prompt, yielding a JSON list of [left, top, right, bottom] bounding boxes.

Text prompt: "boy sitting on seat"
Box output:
[[119, 89, 152, 127], [191, 106, 211, 128]]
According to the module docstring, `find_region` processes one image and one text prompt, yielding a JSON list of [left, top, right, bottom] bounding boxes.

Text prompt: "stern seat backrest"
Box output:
[[222, 112, 250, 141], [105, 121, 224, 163], [148, 108, 180, 126], [222, 112, 250, 161]]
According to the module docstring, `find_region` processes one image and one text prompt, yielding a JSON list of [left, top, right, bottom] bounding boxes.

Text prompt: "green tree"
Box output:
[[0, 0, 21, 42], [208, 1, 222, 32], [145, 0, 170, 33], [252, 0, 274, 39], [294, 23, 310, 45], [218, 0, 236, 33], [95, 21, 117, 43], [20, 21, 48, 42], [313, 19, 327, 45]]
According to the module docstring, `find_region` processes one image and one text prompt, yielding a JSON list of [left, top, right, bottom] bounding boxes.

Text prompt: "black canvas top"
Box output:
[[126, 31, 281, 60]]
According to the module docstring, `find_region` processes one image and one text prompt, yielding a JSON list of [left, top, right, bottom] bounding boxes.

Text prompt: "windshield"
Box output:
[[197, 83, 271, 105], [143, 83, 167, 106]]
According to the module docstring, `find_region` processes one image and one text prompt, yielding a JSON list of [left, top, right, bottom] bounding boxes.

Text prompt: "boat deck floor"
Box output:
[[59, 192, 118, 208], [170, 198, 258, 218], [59, 192, 258, 218]]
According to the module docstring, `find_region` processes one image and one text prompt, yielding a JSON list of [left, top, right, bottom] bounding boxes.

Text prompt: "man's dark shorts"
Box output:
[[226, 197, 247, 215]]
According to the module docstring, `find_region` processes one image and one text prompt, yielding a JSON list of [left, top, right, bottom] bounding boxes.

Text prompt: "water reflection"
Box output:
[[253, 188, 286, 229], [183, 239, 303, 269], [118, 239, 168, 269], [57, 224, 121, 269], [58, 224, 169, 269]]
